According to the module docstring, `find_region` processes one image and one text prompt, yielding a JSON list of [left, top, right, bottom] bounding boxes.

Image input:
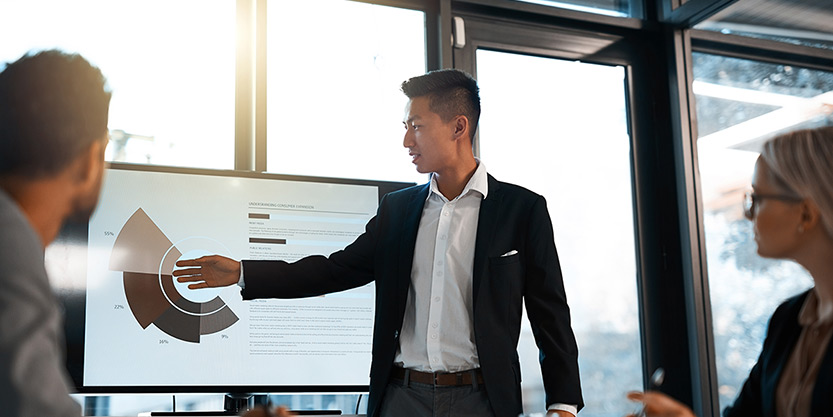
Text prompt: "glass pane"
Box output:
[[514, 0, 631, 17], [477, 49, 640, 416], [695, 0, 833, 50], [694, 52, 833, 410], [267, 0, 427, 184], [0, 0, 236, 169]]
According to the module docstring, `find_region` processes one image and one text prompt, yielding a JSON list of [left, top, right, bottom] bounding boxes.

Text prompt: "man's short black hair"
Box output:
[[0, 50, 111, 177], [401, 69, 480, 140]]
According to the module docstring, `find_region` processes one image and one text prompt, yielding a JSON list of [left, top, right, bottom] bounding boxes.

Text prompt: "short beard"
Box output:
[[67, 192, 100, 224]]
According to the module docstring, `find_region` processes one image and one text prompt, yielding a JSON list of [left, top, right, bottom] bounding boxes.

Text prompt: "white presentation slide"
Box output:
[[83, 167, 378, 387]]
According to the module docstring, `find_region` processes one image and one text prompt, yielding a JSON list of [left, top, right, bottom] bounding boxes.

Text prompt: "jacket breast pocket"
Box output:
[[486, 254, 525, 323], [488, 254, 523, 283]]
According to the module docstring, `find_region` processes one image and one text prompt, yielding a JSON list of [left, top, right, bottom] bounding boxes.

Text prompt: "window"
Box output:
[[0, 0, 237, 169], [477, 49, 640, 416], [514, 0, 632, 18], [694, 0, 833, 50], [693, 52, 833, 410], [266, 0, 427, 184]]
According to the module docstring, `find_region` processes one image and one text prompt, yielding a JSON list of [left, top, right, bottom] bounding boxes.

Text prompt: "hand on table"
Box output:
[[626, 391, 696, 417]]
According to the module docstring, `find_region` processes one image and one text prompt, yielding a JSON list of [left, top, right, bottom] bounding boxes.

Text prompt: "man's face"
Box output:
[[402, 96, 458, 174]]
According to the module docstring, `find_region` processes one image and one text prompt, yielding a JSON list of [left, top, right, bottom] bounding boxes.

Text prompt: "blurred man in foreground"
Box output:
[[0, 50, 111, 417]]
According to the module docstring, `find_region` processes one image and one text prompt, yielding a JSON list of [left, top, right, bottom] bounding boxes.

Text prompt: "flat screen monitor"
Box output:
[[47, 163, 415, 394]]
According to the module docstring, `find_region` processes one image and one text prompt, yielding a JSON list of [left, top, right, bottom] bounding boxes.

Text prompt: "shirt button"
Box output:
[[434, 296, 441, 302], [443, 211, 449, 216], [440, 235, 447, 240], [437, 260, 443, 266], [432, 322, 438, 328], [431, 334, 438, 339]]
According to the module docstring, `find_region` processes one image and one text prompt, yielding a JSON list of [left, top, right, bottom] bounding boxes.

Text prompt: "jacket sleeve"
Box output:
[[240, 197, 384, 300], [523, 195, 584, 411]]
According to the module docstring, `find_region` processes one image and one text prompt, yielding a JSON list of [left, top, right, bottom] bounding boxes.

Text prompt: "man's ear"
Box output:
[[452, 115, 469, 141], [73, 136, 107, 188]]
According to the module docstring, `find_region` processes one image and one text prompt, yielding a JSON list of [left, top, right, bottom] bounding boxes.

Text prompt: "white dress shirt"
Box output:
[[393, 160, 488, 372]]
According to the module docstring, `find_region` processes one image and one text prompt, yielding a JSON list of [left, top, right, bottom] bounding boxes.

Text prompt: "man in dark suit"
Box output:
[[175, 69, 583, 417]]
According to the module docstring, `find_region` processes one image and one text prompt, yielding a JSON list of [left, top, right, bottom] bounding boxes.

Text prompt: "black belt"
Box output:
[[390, 366, 484, 387]]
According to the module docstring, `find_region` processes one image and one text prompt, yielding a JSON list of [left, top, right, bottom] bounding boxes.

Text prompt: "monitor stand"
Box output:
[[149, 393, 253, 416], [148, 393, 343, 416], [224, 393, 254, 414]]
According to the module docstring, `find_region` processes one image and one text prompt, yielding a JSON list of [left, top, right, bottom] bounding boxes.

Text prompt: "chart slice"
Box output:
[[199, 297, 227, 314], [155, 306, 201, 343], [109, 208, 182, 274], [123, 272, 171, 329], [110, 208, 238, 343], [160, 273, 184, 306], [200, 306, 239, 335]]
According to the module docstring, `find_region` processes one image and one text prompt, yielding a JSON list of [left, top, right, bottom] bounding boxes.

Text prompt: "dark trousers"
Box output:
[[378, 376, 496, 417]]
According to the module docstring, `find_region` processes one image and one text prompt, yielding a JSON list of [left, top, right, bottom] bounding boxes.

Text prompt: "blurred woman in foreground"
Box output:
[[629, 125, 833, 417]]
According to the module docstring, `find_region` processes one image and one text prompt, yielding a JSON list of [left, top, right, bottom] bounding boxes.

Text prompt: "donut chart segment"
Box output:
[[109, 208, 181, 274]]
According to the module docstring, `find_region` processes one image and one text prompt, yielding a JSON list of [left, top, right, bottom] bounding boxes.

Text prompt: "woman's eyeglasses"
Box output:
[[743, 191, 803, 220]]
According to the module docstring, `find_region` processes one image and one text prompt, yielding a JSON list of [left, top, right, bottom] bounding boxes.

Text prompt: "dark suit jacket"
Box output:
[[241, 174, 583, 417], [723, 289, 833, 417]]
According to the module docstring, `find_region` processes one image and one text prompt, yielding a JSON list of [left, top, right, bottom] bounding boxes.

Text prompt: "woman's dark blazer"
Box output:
[[724, 288, 833, 417]]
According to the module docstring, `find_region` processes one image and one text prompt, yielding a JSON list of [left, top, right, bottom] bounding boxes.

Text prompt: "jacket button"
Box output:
[[394, 330, 399, 339]]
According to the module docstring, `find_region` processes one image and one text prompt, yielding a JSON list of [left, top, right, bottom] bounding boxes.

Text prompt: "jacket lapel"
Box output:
[[472, 175, 502, 312], [397, 184, 430, 306]]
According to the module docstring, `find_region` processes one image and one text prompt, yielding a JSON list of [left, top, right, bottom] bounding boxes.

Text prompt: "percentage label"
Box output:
[[104, 231, 115, 237], [221, 334, 229, 339], [114, 304, 125, 310], [159, 340, 169, 345]]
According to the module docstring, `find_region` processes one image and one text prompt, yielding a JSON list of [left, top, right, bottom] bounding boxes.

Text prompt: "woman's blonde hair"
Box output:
[[760, 126, 833, 238]]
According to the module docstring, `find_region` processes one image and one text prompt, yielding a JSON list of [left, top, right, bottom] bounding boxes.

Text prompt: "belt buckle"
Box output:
[[433, 372, 440, 386]]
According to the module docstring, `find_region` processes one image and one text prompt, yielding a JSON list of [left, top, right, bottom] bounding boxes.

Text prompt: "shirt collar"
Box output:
[[799, 288, 833, 326], [427, 158, 489, 202]]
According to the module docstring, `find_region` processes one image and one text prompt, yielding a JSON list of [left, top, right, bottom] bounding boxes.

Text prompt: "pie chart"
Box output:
[[108, 208, 239, 343]]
